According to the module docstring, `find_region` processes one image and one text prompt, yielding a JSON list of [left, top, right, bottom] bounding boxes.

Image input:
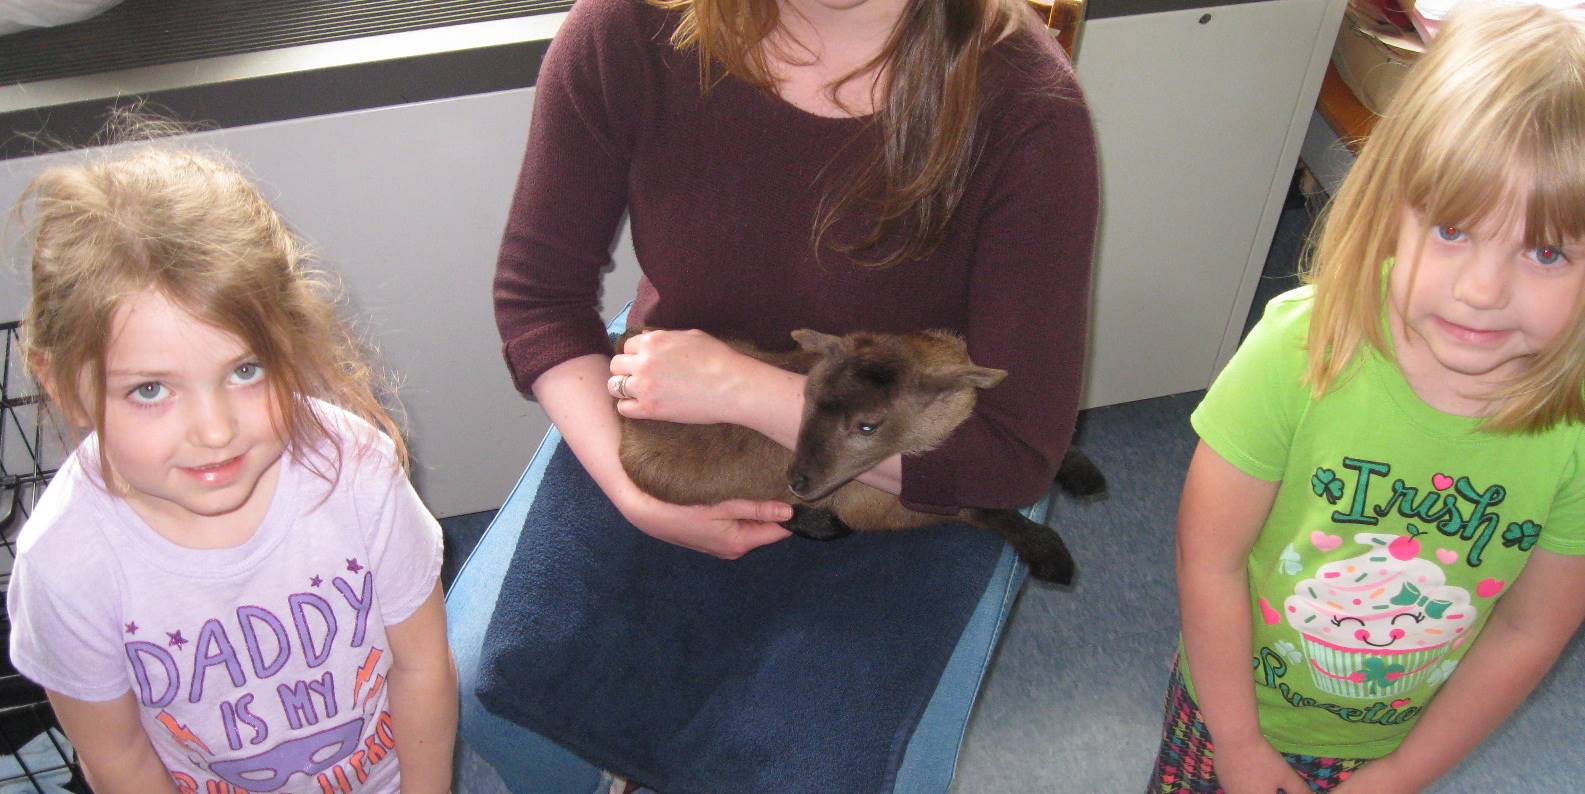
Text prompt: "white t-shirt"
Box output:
[[6, 403, 442, 793]]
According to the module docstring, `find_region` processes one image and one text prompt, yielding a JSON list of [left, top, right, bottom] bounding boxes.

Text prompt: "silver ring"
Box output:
[[616, 374, 633, 400]]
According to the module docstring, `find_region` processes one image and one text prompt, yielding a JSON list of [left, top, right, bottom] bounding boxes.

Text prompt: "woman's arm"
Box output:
[[385, 583, 457, 794], [900, 99, 1100, 512], [46, 690, 179, 794], [536, 353, 795, 557], [1176, 441, 1309, 794], [1334, 549, 1585, 793]]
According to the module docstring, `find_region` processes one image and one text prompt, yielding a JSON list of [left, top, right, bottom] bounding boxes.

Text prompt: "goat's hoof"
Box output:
[[1026, 552, 1076, 586], [782, 505, 854, 541], [1056, 448, 1108, 502], [1069, 485, 1109, 504]]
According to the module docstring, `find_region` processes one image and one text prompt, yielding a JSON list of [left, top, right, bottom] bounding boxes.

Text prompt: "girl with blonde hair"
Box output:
[[1157, 3, 1585, 791], [8, 143, 456, 793]]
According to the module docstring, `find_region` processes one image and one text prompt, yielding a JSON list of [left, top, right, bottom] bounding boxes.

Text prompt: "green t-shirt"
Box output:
[[1183, 286, 1585, 758]]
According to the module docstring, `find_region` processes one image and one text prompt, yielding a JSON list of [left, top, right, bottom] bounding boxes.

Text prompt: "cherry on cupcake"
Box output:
[[1389, 524, 1426, 561]]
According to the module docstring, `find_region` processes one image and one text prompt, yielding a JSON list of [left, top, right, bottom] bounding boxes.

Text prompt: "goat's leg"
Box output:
[[783, 504, 855, 541], [965, 508, 1076, 585]]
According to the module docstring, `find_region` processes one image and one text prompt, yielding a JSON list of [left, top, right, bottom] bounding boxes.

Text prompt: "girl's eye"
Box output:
[[129, 383, 168, 404], [230, 361, 266, 385], [1531, 246, 1567, 267], [1435, 224, 1465, 242]]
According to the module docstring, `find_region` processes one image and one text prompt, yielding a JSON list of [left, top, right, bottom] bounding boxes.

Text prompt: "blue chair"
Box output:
[[447, 308, 1058, 793]]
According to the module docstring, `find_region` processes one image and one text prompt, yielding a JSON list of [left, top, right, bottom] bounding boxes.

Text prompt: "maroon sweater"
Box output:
[[494, 0, 1099, 513]]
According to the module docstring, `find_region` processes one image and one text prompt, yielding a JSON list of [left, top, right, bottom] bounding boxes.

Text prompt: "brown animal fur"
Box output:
[[617, 327, 1079, 584]]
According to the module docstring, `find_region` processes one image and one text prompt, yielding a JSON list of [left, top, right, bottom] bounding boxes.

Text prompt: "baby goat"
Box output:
[[617, 328, 1095, 584]]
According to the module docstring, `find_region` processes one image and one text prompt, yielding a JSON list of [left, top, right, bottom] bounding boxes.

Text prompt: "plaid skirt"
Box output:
[[1148, 661, 1367, 793]]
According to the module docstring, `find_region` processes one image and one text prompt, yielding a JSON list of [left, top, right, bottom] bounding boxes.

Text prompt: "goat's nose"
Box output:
[[789, 472, 809, 494]]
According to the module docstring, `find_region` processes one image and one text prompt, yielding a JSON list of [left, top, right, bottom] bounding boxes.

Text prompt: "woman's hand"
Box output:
[[609, 329, 763, 426], [1211, 738, 1310, 794], [615, 485, 793, 559]]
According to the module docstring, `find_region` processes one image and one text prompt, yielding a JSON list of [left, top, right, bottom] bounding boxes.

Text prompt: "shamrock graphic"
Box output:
[[1274, 640, 1302, 665], [1502, 520, 1541, 552], [1311, 468, 1344, 504], [1361, 657, 1406, 693]]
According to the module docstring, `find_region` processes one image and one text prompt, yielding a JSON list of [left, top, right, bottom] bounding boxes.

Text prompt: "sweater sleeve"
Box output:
[[493, 0, 649, 396], [900, 73, 1100, 513]]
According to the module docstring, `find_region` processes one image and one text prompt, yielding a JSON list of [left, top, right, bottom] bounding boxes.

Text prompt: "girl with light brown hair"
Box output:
[[9, 142, 456, 793]]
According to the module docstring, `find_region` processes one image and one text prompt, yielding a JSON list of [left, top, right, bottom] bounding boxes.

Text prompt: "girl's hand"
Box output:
[[616, 486, 793, 559], [1211, 738, 1310, 794], [609, 329, 761, 425], [1330, 756, 1417, 793]]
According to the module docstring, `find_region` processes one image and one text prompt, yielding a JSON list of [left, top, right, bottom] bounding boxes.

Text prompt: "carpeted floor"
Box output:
[[441, 186, 1585, 792]]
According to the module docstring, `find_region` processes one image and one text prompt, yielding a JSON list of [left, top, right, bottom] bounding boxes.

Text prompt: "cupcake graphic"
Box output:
[[1284, 532, 1476, 699]]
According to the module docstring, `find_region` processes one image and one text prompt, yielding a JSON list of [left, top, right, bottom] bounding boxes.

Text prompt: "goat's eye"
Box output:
[[856, 421, 880, 436]]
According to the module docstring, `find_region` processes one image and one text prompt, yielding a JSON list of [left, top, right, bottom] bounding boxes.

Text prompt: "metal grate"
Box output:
[[0, 0, 573, 86], [0, 320, 82, 790], [0, 321, 60, 539], [0, 704, 83, 791]]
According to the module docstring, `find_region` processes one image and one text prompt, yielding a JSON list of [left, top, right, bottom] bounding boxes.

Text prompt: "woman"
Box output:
[[473, 0, 1098, 789]]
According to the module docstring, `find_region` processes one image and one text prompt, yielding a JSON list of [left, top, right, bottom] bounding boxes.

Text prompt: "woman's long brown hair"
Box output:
[[651, 0, 1037, 268]]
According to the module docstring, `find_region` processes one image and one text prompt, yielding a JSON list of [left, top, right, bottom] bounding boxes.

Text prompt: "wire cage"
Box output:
[[0, 319, 87, 792]]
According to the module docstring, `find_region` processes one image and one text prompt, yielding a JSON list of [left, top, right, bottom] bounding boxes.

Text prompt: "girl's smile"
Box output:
[[1429, 316, 1512, 347], [178, 454, 246, 485]]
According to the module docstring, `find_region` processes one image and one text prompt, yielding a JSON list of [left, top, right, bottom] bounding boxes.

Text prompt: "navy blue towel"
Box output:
[[474, 442, 1008, 794]]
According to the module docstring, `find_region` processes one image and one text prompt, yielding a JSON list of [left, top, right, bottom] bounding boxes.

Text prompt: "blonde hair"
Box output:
[[18, 143, 407, 485], [1303, 2, 1585, 432], [649, 0, 1041, 268]]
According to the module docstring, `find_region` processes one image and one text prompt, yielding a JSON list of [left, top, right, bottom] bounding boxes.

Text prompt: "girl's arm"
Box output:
[[1335, 548, 1585, 793], [1176, 441, 1309, 794], [385, 582, 458, 794], [609, 329, 906, 493], [46, 690, 178, 793], [534, 353, 796, 557]]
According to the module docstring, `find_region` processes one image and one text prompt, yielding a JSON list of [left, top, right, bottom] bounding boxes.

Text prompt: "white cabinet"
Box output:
[[1075, 0, 1346, 407]]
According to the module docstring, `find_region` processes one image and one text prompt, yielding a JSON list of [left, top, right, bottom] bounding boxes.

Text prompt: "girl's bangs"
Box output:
[[1518, 98, 1585, 247], [1397, 59, 1585, 247]]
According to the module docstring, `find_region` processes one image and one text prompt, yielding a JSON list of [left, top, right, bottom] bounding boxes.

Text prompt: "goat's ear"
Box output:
[[925, 364, 1007, 392], [791, 329, 846, 356]]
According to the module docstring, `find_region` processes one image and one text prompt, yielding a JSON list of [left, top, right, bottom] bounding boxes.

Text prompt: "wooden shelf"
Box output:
[[1316, 60, 1378, 153]]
